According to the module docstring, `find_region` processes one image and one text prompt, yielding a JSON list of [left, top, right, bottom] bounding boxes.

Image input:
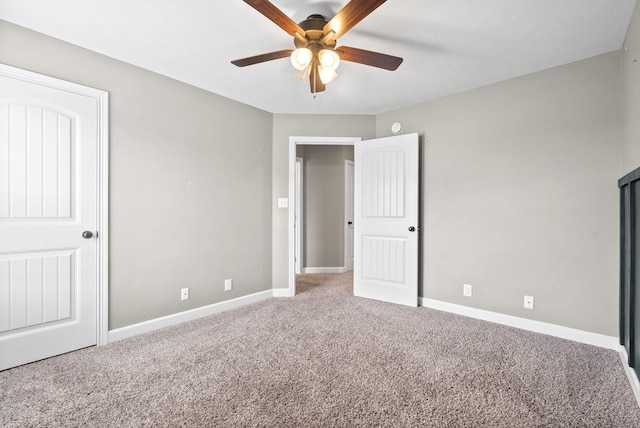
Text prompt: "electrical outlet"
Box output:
[[463, 283, 472, 297], [524, 295, 534, 309], [225, 279, 233, 292], [181, 287, 189, 301]]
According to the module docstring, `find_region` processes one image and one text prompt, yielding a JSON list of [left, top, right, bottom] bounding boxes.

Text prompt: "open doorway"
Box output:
[[288, 136, 360, 296], [296, 145, 354, 273], [287, 133, 420, 305]]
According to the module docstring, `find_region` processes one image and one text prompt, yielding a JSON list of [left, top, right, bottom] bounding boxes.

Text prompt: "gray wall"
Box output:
[[0, 20, 273, 329], [622, 2, 640, 174], [377, 52, 621, 335], [302, 145, 354, 268], [271, 115, 375, 287], [1, 17, 631, 338]]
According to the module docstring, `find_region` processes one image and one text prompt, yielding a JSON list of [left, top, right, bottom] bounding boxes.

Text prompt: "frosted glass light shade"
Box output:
[[291, 48, 312, 70], [318, 49, 340, 70], [294, 65, 311, 81], [318, 66, 337, 84]]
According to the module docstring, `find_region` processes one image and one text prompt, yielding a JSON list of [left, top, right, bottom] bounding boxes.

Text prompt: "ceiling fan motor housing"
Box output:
[[294, 14, 337, 51]]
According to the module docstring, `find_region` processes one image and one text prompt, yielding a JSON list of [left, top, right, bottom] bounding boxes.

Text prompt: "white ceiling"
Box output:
[[0, 0, 636, 114]]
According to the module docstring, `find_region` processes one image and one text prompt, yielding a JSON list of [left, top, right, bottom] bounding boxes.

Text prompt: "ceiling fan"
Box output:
[[231, 0, 403, 94]]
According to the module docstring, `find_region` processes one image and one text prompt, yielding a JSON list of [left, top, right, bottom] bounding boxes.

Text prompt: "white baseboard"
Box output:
[[303, 266, 349, 274], [273, 288, 294, 297], [108, 290, 273, 343], [619, 346, 640, 406], [420, 297, 619, 350]]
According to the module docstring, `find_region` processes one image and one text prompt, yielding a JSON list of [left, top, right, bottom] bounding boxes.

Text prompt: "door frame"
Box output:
[[344, 160, 354, 271], [0, 63, 110, 346], [295, 157, 304, 275], [287, 136, 360, 296]]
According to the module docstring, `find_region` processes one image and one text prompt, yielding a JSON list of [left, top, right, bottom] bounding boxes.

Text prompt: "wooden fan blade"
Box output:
[[231, 49, 294, 67], [243, 0, 305, 36], [337, 46, 403, 71], [310, 63, 326, 93], [323, 0, 388, 40]]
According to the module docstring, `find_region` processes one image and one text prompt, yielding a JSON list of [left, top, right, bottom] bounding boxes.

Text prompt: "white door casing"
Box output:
[[344, 160, 354, 271], [295, 157, 304, 275], [0, 64, 108, 371], [286, 136, 360, 296], [354, 133, 419, 307]]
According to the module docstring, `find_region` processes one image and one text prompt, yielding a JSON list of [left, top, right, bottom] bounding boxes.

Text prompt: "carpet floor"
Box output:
[[1, 272, 639, 427]]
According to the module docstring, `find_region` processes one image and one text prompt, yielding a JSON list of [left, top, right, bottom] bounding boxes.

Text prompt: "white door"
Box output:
[[344, 160, 354, 271], [0, 67, 101, 370], [354, 133, 419, 306]]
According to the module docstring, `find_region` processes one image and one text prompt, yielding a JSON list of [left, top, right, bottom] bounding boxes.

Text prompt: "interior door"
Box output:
[[354, 133, 419, 306], [0, 69, 99, 370]]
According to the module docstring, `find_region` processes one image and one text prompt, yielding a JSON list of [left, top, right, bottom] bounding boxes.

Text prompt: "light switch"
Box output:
[[278, 198, 289, 208]]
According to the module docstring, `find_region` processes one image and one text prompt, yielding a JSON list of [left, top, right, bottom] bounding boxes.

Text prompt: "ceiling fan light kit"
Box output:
[[232, 0, 403, 94], [291, 47, 340, 84]]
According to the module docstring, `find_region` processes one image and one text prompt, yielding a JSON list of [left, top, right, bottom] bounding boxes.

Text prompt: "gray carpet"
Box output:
[[1, 272, 639, 427]]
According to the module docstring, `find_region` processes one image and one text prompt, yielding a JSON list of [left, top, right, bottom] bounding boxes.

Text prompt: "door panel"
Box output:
[[354, 133, 419, 307], [2, 105, 74, 219], [363, 236, 405, 282], [0, 69, 99, 371], [0, 250, 76, 333], [363, 149, 405, 217]]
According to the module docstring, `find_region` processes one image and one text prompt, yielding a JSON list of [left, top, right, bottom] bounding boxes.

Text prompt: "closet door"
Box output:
[[619, 168, 640, 377], [0, 64, 106, 371]]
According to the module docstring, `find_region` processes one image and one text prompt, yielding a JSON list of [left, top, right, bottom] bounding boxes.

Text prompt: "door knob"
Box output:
[[82, 231, 94, 239], [408, 226, 416, 232]]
